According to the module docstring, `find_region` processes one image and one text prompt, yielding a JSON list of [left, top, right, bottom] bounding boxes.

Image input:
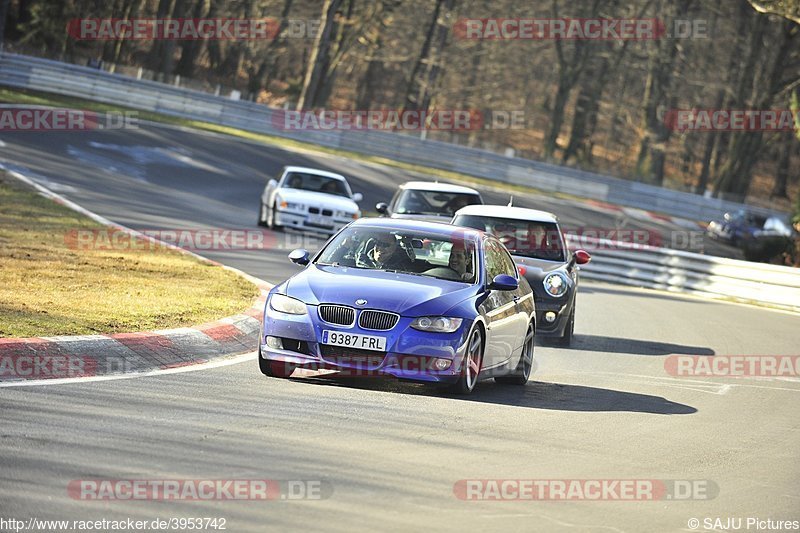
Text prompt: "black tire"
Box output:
[[496, 323, 534, 385], [448, 326, 483, 395], [267, 202, 283, 232], [555, 308, 575, 347], [257, 202, 268, 227], [258, 347, 295, 378]]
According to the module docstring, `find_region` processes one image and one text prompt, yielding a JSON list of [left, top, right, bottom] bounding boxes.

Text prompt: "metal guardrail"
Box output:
[[568, 235, 800, 312], [0, 52, 790, 224]]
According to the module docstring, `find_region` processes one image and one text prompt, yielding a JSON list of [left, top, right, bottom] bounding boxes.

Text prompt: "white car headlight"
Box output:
[[276, 196, 303, 210], [411, 316, 463, 333], [543, 272, 569, 298], [336, 210, 359, 219], [269, 294, 307, 315]]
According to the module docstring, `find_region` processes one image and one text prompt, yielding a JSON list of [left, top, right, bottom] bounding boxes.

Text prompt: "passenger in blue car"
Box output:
[[448, 244, 474, 282]]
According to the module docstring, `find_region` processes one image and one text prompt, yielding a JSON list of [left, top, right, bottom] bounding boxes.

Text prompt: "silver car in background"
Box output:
[[376, 181, 482, 222]]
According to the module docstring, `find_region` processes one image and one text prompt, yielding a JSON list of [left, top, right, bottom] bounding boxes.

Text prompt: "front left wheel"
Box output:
[[258, 347, 295, 378], [267, 202, 283, 232], [448, 327, 484, 395]]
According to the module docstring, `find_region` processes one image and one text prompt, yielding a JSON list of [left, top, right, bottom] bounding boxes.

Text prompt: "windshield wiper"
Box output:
[[379, 269, 426, 277], [318, 262, 373, 269]]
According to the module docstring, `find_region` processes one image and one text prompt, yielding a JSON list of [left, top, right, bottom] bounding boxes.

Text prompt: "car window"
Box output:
[[498, 245, 518, 278], [453, 214, 565, 261], [395, 190, 481, 216], [389, 189, 401, 212], [484, 240, 506, 282], [283, 172, 351, 197]]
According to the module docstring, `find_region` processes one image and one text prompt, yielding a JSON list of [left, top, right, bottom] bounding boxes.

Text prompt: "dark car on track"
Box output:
[[452, 205, 590, 346], [707, 210, 796, 262]]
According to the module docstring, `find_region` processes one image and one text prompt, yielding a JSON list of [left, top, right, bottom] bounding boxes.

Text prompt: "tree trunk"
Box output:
[[635, 0, 692, 185], [403, 0, 454, 114], [175, 0, 211, 78], [0, 0, 11, 48], [297, 0, 342, 110], [542, 0, 601, 160], [245, 0, 295, 96], [771, 137, 792, 198], [713, 13, 792, 199], [148, 0, 176, 77]]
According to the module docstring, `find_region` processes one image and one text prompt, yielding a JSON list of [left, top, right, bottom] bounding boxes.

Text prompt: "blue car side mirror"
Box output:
[[289, 248, 310, 266], [489, 274, 518, 291]]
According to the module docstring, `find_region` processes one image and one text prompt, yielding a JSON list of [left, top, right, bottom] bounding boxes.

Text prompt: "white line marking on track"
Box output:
[[0, 352, 256, 388], [587, 371, 800, 393]]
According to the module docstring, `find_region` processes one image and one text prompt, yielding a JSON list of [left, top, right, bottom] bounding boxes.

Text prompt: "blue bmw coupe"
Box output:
[[259, 218, 536, 394]]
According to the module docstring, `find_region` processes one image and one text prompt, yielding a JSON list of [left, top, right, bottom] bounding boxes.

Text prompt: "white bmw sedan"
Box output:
[[259, 166, 362, 234]]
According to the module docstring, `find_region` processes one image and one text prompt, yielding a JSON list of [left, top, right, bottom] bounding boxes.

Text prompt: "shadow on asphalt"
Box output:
[[562, 334, 715, 356], [578, 284, 714, 303], [291, 374, 697, 415]]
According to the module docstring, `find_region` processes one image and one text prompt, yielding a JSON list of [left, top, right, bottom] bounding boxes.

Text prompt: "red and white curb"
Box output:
[[584, 199, 707, 230], [0, 165, 272, 384]]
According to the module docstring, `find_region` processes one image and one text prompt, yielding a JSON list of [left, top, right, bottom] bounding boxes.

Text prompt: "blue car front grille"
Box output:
[[358, 310, 399, 331], [319, 304, 355, 326]]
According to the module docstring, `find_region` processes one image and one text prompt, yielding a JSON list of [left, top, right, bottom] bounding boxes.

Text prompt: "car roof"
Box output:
[[282, 166, 347, 181], [399, 181, 480, 195], [351, 217, 484, 241], [454, 204, 559, 223]]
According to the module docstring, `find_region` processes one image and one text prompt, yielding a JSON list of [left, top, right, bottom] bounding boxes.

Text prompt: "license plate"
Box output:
[[307, 214, 332, 226], [322, 330, 386, 352]]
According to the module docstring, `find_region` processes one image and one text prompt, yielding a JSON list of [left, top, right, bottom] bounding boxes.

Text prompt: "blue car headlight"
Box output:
[[411, 317, 463, 333], [543, 272, 569, 297], [269, 294, 307, 315]]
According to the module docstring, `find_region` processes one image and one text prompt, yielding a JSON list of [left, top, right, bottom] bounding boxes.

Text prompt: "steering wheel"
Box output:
[[355, 239, 379, 268], [423, 266, 462, 281]]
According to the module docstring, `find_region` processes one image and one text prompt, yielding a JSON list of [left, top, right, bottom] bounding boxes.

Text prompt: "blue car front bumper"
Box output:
[[260, 304, 473, 383]]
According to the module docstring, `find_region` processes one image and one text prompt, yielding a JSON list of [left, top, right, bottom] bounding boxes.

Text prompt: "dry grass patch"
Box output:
[[0, 175, 259, 337]]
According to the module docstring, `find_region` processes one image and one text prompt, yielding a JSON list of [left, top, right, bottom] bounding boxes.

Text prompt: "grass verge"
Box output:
[[0, 172, 259, 338]]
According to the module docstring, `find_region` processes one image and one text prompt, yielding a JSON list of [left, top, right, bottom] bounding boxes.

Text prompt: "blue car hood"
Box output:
[[285, 265, 479, 316]]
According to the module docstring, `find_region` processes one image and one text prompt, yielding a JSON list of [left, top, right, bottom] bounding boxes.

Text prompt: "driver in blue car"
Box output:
[[364, 234, 417, 272]]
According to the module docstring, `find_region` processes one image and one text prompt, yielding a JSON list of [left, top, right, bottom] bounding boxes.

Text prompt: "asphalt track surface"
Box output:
[[1, 123, 798, 532]]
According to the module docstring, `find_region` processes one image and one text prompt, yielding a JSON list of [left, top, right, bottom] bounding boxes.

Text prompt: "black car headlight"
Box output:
[[543, 272, 569, 298], [269, 294, 307, 315]]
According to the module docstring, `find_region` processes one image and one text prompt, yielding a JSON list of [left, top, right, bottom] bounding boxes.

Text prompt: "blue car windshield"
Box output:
[[317, 227, 478, 284]]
